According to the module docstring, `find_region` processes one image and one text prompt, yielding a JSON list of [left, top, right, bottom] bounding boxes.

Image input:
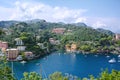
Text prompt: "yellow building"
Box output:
[[65, 44, 71, 52], [6, 48, 18, 61], [65, 43, 77, 52], [71, 44, 77, 52]]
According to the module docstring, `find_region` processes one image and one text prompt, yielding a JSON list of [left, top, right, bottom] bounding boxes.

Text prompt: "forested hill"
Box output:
[[0, 19, 116, 54], [0, 19, 114, 35]]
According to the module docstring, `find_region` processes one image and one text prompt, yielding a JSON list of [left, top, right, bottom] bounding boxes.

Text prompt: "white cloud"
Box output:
[[8, 1, 87, 23], [92, 21, 107, 29], [0, 1, 120, 33], [0, 7, 14, 20], [87, 17, 120, 33]]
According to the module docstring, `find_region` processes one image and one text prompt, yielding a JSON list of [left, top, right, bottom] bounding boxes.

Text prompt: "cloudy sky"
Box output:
[[0, 0, 120, 33]]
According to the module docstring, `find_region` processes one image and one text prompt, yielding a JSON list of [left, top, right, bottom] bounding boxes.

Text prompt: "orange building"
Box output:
[[6, 48, 18, 61], [65, 43, 77, 52]]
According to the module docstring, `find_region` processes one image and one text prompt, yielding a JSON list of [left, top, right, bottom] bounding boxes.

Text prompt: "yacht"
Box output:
[[106, 55, 110, 58], [108, 58, 116, 63], [21, 60, 27, 64], [118, 55, 120, 58], [95, 55, 98, 57]]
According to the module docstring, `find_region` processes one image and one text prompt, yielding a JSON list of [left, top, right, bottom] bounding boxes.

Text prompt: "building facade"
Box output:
[[24, 51, 33, 59], [0, 41, 8, 49], [6, 48, 18, 61], [115, 34, 120, 40], [52, 28, 66, 34]]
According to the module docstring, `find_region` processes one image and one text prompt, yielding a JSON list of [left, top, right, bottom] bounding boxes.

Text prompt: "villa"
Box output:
[[71, 44, 77, 52], [52, 28, 66, 34], [24, 51, 34, 59], [15, 38, 26, 51], [6, 48, 19, 61], [49, 38, 60, 45], [115, 34, 120, 40], [65, 43, 77, 52], [0, 41, 8, 53], [0, 41, 8, 49]]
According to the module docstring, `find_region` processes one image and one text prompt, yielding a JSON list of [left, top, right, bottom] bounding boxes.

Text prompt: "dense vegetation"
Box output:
[[0, 20, 120, 79], [0, 57, 15, 80], [21, 70, 120, 80], [0, 19, 120, 56]]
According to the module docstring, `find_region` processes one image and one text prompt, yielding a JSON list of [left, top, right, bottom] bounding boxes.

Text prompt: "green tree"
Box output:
[[21, 72, 42, 80], [0, 57, 15, 80]]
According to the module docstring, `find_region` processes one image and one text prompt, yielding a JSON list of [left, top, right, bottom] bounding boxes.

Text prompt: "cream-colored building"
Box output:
[[17, 46, 26, 51], [6, 48, 18, 61], [115, 34, 120, 40]]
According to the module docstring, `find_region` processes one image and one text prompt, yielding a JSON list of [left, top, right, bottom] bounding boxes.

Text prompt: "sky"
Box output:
[[0, 0, 120, 33]]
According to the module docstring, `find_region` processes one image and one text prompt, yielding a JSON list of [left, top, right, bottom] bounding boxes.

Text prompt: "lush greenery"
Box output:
[[21, 69, 120, 80], [0, 56, 120, 80], [0, 19, 120, 56], [0, 57, 15, 80]]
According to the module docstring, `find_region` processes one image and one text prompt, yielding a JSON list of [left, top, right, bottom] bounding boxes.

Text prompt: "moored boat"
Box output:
[[118, 55, 120, 58], [108, 58, 116, 63], [20, 60, 27, 64]]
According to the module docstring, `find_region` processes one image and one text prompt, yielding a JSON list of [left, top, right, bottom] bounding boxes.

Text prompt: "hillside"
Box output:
[[0, 19, 114, 35]]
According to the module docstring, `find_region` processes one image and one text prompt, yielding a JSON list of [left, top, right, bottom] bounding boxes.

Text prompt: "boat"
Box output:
[[108, 58, 116, 63], [118, 55, 120, 58], [118, 60, 120, 62], [106, 55, 110, 58], [20, 60, 27, 64], [95, 55, 98, 57]]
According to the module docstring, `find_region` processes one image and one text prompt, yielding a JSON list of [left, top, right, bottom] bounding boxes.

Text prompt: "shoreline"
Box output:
[[6, 49, 120, 62]]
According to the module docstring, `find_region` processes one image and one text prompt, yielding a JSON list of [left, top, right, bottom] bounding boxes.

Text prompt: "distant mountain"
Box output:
[[0, 21, 18, 28], [0, 19, 114, 36], [96, 28, 114, 35], [73, 22, 87, 27], [25, 19, 46, 23]]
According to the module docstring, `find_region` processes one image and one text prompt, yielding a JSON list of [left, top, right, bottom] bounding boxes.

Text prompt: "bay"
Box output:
[[9, 52, 120, 80]]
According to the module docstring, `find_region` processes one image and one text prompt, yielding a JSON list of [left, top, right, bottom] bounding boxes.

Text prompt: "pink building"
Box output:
[[0, 41, 8, 49], [24, 52, 33, 59], [52, 28, 66, 34]]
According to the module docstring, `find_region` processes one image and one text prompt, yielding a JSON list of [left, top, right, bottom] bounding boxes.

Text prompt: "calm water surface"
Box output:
[[9, 52, 120, 80]]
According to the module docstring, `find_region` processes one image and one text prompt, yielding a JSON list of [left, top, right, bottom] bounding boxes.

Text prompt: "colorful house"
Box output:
[[115, 34, 120, 40], [52, 28, 66, 34], [6, 48, 18, 61], [24, 51, 33, 59]]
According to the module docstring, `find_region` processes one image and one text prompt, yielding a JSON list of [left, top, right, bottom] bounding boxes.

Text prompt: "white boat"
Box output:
[[118, 55, 120, 58], [21, 61, 26, 64], [95, 55, 98, 57], [106, 55, 110, 58], [108, 58, 116, 63]]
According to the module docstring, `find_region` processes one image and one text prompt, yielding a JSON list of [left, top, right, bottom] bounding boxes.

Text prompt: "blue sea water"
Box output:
[[9, 52, 120, 80]]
